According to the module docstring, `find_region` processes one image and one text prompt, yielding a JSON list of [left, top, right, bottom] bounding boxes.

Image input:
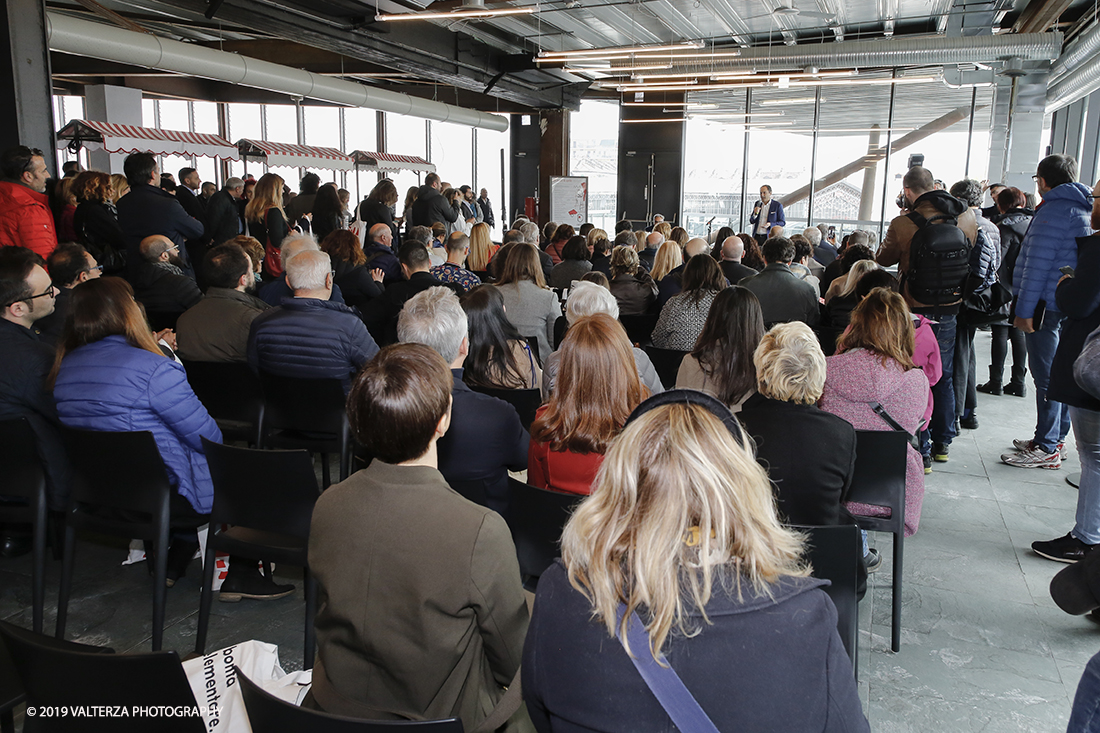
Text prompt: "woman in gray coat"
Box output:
[[494, 243, 562, 365]]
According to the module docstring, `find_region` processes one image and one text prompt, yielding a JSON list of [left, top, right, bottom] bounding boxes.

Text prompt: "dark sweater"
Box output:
[[1049, 234, 1100, 412], [523, 561, 868, 733]]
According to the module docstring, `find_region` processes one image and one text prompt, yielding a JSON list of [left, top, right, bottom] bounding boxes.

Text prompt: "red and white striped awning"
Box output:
[[56, 119, 239, 160], [237, 139, 354, 171], [349, 150, 436, 174]]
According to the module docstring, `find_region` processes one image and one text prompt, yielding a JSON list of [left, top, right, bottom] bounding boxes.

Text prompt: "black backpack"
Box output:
[[903, 211, 971, 306]]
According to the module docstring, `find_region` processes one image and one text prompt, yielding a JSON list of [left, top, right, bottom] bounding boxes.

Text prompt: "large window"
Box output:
[[477, 125, 511, 228], [432, 121, 474, 191], [386, 114, 428, 205], [570, 100, 620, 233], [682, 88, 748, 238], [344, 108, 378, 204], [53, 95, 88, 170]]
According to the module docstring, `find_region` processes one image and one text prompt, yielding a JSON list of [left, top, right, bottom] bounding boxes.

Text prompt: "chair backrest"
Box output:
[[467, 387, 542, 432], [447, 478, 491, 510], [470, 270, 492, 283], [553, 315, 569, 350], [236, 665, 464, 732], [0, 635, 26, 717], [848, 430, 909, 532], [619, 313, 659, 346], [181, 360, 264, 425], [0, 621, 202, 733], [201, 439, 320, 538], [796, 524, 860, 670], [144, 310, 181, 332], [259, 371, 348, 436], [0, 418, 45, 501], [508, 478, 581, 581], [643, 346, 689, 390], [524, 335, 543, 368], [61, 427, 173, 516]]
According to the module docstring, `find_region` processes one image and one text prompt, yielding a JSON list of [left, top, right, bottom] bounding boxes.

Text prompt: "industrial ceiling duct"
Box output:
[[1050, 20, 1100, 83], [1047, 53, 1100, 112], [45, 11, 509, 132]]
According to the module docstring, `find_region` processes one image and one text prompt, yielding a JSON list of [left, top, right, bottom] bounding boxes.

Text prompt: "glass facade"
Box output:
[[570, 100, 620, 233]]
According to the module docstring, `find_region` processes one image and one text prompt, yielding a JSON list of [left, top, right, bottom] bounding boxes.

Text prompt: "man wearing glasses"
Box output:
[[37, 244, 102, 347], [132, 235, 203, 324], [0, 247, 69, 556]]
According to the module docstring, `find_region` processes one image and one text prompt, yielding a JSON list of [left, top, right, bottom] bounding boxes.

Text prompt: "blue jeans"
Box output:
[[1068, 649, 1100, 732], [1073, 406, 1100, 545], [1025, 312, 1072, 452], [928, 313, 958, 446]]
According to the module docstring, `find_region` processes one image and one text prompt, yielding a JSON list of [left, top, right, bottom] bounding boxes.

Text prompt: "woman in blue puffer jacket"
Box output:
[[49, 277, 221, 583]]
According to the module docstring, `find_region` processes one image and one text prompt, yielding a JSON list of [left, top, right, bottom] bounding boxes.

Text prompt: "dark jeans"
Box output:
[[927, 312, 958, 446], [1068, 649, 1100, 732], [988, 323, 1027, 387], [954, 316, 978, 418], [1025, 312, 1072, 452]]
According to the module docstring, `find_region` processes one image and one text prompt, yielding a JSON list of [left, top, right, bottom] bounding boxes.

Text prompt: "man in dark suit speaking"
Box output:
[[749, 185, 786, 245]]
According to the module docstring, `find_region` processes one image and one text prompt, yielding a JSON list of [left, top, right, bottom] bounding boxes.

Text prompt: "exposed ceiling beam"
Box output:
[[1013, 0, 1074, 33]]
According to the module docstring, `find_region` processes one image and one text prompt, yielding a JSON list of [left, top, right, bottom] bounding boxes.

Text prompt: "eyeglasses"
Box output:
[[2, 285, 56, 309], [1032, 175, 1040, 181], [88, 265, 104, 273]]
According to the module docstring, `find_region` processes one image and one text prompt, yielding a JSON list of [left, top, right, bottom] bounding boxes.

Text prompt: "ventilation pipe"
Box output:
[[1047, 54, 1100, 111], [652, 32, 1061, 74], [45, 12, 509, 132], [1050, 20, 1100, 83]]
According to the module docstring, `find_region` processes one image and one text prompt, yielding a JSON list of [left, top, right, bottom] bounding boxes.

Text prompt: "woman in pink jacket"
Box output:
[[821, 287, 931, 536]]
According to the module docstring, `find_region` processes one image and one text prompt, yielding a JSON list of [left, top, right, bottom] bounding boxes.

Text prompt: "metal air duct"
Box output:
[[1047, 52, 1100, 111], [45, 11, 509, 132], [1050, 20, 1100, 83]]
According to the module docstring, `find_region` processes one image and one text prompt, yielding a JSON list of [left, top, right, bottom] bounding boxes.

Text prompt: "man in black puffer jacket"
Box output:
[[132, 236, 203, 327], [410, 173, 459, 230]]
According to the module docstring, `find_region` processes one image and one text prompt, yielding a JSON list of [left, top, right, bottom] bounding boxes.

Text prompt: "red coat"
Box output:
[[0, 182, 56, 259], [528, 405, 605, 495]]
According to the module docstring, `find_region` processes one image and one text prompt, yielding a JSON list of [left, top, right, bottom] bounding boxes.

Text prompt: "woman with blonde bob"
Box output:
[[528, 313, 648, 496], [523, 390, 868, 731], [821, 288, 930, 537], [649, 240, 683, 283]]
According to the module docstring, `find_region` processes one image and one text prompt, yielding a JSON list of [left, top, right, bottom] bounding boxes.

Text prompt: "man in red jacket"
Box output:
[[0, 147, 56, 260]]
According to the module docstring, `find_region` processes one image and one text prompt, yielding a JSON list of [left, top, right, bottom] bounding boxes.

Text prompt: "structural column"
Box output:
[[84, 85, 143, 174], [987, 70, 1048, 192], [0, 0, 55, 172], [538, 110, 569, 228]]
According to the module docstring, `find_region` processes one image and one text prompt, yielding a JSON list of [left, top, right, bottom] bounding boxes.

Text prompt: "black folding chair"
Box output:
[[507, 479, 581, 591], [236, 666, 464, 732], [0, 621, 202, 733], [643, 346, 689, 390], [525, 335, 543, 368], [848, 429, 909, 653], [553, 315, 569, 349], [0, 419, 49, 634], [143, 310, 182, 332], [797, 524, 861, 679], [470, 269, 492, 284], [0, 637, 24, 733], [447, 478, 492, 510], [258, 371, 352, 488], [196, 440, 321, 668], [619, 313, 659, 346], [467, 386, 542, 432], [181, 360, 265, 446], [56, 428, 179, 651]]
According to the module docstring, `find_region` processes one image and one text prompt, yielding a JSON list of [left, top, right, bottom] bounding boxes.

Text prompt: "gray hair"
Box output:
[[407, 225, 432, 246], [397, 286, 468, 365], [225, 177, 244, 191], [565, 280, 619, 324], [802, 227, 821, 246], [281, 232, 319, 268], [519, 221, 540, 245], [286, 249, 331, 291]]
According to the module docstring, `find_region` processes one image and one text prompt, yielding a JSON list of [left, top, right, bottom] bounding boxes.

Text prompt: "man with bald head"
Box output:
[[363, 222, 401, 282], [132, 234, 203, 319], [639, 231, 664, 272], [719, 236, 757, 285], [656, 238, 715, 307], [258, 232, 346, 307]]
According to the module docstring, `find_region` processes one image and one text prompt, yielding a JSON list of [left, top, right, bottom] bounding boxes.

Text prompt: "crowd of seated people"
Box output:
[[11, 143, 1100, 731]]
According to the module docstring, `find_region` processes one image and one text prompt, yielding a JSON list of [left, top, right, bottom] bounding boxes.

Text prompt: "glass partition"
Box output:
[[745, 86, 814, 236], [477, 125, 511, 231], [570, 100, 620, 233], [682, 87, 748, 239], [344, 108, 378, 204], [226, 104, 262, 180], [432, 121, 474, 191], [386, 114, 428, 206]]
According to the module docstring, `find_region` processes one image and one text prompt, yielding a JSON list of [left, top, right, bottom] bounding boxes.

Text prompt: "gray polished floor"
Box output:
[[1, 331, 1096, 731]]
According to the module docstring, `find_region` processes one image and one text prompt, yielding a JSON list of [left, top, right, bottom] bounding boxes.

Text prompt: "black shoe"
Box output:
[[1004, 382, 1026, 398], [864, 548, 883, 573], [977, 381, 1002, 396], [932, 443, 949, 463], [1032, 533, 1097, 564], [923, 454, 933, 474], [219, 571, 295, 603], [0, 535, 32, 559], [960, 414, 979, 430]]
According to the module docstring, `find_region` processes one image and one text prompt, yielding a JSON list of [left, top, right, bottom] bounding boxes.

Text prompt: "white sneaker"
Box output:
[[1002, 445, 1062, 470]]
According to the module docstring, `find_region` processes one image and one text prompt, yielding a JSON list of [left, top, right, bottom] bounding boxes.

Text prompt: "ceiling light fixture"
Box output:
[[685, 110, 785, 117], [608, 75, 938, 93], [709, 70, 856, 81], [564, 63, 674, 74], [538, 41, 705, 60], [757, 96, 818, 105], [375, 6, 535, 20], [620, 102, 718, 107]]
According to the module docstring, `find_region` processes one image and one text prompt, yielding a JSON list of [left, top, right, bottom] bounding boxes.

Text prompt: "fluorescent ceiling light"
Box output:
[[620, 118, 687, 123], [564, 63, 673, 73], [787, 76, 937, 87], [709, 70, 856, 81], [538, 41, 705, 59], [375, 7, 534, 20], [757, 97, 817, 105], [620, 102, 717, 107], [610, 75, 937, 93], [819, 127, 915, 132], [686, 111, 784, 117]]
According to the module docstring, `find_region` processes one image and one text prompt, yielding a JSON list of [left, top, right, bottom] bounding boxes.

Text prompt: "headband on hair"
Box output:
[[624, 389, 746, 445]]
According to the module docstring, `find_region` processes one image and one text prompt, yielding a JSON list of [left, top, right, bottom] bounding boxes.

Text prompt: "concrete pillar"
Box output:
[[538, 110, 569, 228], [0, 0, 55, 172], [859, 125, 881, 222], [84, 84, 143, 174]]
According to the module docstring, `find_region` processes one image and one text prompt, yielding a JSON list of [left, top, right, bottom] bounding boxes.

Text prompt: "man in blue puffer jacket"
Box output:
[[1002, 155, 1093, 470]]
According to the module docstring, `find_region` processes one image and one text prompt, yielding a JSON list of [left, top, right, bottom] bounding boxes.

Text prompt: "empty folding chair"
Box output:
[[258, 371, 352, 488], [181, 360, 265, 445], [0, 419, 49, 634], [466, 387, 542, 433], [796, 523, 862, 678], [507, 478, 581, 591]]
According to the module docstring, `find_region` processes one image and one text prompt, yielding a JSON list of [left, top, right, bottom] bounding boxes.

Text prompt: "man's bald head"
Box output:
[[684, 238, 709, 258], [140, 235, 175, 262], [769, 225, 784, 239], [646, 232, 664, 249], [369, 223, 393, 248], [721, 236, 744, 262]]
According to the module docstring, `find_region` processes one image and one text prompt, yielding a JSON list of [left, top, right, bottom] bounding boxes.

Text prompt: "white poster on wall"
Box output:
[[550, 176, 588, 227]]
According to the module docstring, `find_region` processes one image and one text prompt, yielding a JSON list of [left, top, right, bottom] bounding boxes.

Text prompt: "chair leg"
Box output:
[[304, 566, 316, 671], [0, 708, 13, 733], [55, 522, 77, 640], [320, 453, 331, 489], [31, 502, 46, 635], [891, 530, 903, 653], [151, 528, 170, 652], [195, 542, 218, 656]]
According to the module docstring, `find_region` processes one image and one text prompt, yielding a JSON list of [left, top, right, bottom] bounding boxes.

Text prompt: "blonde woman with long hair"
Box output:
[[522, 390, 868, 732], [245, 173, 291, 277], [467, 221, 498, 272], [649, 240, 683, 283]]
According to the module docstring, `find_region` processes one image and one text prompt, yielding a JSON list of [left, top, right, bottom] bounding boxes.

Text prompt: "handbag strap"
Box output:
[[615, 604, 721, 733], [869, 402, 922, 450]]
